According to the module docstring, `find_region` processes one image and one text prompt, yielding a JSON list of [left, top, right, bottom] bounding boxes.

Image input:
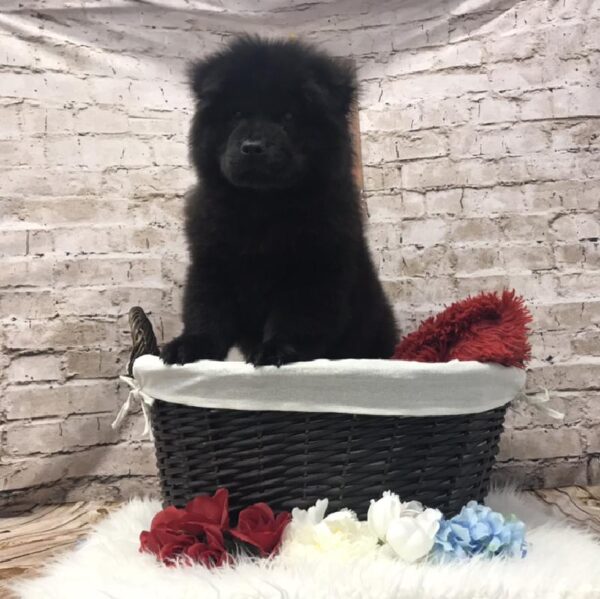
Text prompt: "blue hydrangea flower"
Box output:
[[432, 501, 527, 561]]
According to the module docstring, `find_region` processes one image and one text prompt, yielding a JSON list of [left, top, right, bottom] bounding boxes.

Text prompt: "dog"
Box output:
[[162, 37, 398, 366]]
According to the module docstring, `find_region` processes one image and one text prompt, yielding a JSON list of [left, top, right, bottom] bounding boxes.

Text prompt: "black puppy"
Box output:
[[162, 37, 398, 366]]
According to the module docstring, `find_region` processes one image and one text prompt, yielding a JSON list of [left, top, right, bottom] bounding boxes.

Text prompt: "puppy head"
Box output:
[[188, 36, 357, 192]]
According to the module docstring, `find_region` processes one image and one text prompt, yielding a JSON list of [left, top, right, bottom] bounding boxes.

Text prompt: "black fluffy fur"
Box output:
[[162, 37, 398, 366]]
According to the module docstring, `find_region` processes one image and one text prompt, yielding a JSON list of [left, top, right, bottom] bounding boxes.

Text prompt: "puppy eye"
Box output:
[[233, 111, 243, 119], [283, 112, 293, 121]]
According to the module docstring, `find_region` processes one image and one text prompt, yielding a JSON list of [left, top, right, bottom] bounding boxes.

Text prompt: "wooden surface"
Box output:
[[0, 502, 116, 597], [530, 485, 600, 535], [1, 487, 599, 594]]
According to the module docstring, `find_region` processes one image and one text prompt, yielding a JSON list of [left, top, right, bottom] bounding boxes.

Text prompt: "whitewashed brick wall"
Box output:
[[1, 0, 599, 510]]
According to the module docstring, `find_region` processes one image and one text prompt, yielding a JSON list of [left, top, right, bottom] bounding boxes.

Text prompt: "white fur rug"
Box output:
[[12, 489, 600, 599]]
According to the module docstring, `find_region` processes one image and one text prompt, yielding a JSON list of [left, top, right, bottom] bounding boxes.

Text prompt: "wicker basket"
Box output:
[[127, 308, 515, 518]]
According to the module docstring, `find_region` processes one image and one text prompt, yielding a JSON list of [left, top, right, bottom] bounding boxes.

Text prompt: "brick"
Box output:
[[55, 286, 165, 317], [44, 108, 74, 135], [505, 272, 558, 301], [361, 137, 398, 164], [425, 189, 463, 215], [2, 257, 55, 288], [0, 140, 44, 166], [365, 194, 405, 222], [384, 41, 483, 77], [359, 106, 421, 132], [65, 349, 127, 378], [46, 137, 153, 169], [0, 230, 27, 256], [4, 380, 122, 420], [28, 230, 55, 254], [571, 331, 600, 357], [367, 223, 402, 250], [101, 166, 194, 198], [0, 444, 157, 491], [491, 461, 541, 489], [528, 361, 600, 392], [402, 158, 498, 190], [0, 290, 56, 319], [73, 107, 129, 134], [551, 213, 600, 241], [150, 139, 190, 167], [554, 243, 585, 269], [49, 226, 172, 256], [452, 246, 501, 275], [3, 318, 120, 350], [419, 98, 473, 129], [0, 170, 106, 198], [487, 62, 545, 92], [454, 273, 509, 298], [557, 272, 600, 298], [0, 103, 21, 139], [530, 301, 600, 332], [396, 246, 454, 277], [401, 218, 448, 247], [451, 218, 503, 243], [522, 88, 600, 121], [128, 115, 185, 135], [501, 245, 554, 271], [498, 428, 583, 460], [383, 72, 489, 103], [530, 331, 574, 363], [2, 72, 89, 104], [382, 276, 458, 306], [5, 414, 137, 455], [552, 121, 600, 152], [505, 391, 586, 429], [364, 131, 448, 163], [6, 354, 63, 383], [485, 33, 540, 63], [475, 96, 519, 124], [588, 458, 600, 485], [535, 461, 588, 488], [53, 257, 162, 287], [450, 124, 549, 158], [401, 192, 426, 218]]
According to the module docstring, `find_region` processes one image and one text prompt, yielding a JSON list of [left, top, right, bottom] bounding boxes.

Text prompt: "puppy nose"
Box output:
[[240, 140, 265, 155]]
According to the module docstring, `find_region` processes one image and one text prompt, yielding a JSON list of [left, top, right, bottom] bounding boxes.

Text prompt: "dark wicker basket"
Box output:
[[128, 308, 508, 518]]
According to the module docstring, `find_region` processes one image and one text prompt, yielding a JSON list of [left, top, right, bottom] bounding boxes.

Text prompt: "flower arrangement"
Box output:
[[139, 488, 291, 567], [140, 489, 527, 568], [433, 501, 527, 560]]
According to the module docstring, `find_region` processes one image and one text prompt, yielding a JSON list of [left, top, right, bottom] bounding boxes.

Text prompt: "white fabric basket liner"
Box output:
[[132, 355, 526, 416]]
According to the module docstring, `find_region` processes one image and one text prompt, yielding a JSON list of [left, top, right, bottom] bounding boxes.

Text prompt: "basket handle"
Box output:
[[127, 306, 160, 376]]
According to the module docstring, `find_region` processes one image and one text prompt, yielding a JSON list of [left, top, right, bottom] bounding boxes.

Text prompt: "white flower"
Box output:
[[282, 502, 378, 559], [367, 491, 425, 541], [283, 499, 328, 545], [385, 508, 442, 563], [291, 499, 329, 526]]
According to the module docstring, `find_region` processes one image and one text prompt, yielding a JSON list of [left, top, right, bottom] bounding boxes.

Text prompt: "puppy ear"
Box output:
[[305, 56, 357, 116], [188, 59, 221, 102]]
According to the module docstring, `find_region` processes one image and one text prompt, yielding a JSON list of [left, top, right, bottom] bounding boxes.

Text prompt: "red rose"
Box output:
[[140, 527, 196, 566], [140, 501, 228, 567], [230, 503, 291, 556], [149, 506, 193, 531], [184, 542, 229, 568], [186, 488, 230, 529]]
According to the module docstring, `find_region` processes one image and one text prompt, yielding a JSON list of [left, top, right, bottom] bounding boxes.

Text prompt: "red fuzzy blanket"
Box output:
[[393, 290, 532, 368]]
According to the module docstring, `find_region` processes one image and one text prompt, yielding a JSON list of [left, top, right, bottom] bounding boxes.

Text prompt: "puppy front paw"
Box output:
[[161, 334, 222, 365], [249, 339, 299, 367]]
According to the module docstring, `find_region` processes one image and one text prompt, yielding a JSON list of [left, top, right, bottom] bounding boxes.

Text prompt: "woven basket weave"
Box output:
[[128, 307, 508, 518]]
